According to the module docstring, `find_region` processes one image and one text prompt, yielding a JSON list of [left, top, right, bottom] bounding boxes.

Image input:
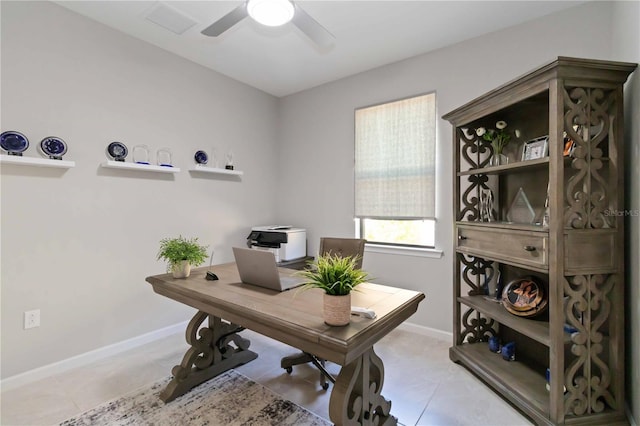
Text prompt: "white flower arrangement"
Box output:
[[476, 121, 514, 155]]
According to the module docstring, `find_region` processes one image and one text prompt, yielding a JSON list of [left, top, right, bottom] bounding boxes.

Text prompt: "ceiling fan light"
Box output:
[[247, 0, 294, 27]]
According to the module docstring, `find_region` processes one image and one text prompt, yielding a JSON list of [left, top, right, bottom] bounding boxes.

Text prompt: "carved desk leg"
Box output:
[[160, 311, 258, 403], [329, 346, 397, 426]]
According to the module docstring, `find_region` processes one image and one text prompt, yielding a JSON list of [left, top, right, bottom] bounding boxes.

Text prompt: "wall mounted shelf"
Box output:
[[101, 161, 180, 174], [188, 165, 243, 176], [0, 155, 75, 169]]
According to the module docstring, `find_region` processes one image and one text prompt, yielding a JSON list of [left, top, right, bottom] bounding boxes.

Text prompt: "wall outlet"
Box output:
[[24, 309, 40, 329]]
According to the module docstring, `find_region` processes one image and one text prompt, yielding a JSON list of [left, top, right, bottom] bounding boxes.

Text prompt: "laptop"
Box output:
[[232, 247, 306, 291]]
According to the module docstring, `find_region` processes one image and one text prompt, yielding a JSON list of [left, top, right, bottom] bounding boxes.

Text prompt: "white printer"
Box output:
[[247, 226, 306, 262]]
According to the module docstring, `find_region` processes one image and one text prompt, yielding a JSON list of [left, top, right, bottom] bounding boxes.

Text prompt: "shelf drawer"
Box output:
[[457, 225, 548, 269]]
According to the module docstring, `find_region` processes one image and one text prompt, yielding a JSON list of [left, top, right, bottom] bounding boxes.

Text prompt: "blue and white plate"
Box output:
[[107, 141, 128, 161], [501, 276, 548, 318], [1, 131, 29, 155], [194, 150, 208, 165], [40, 136, 67, 159]]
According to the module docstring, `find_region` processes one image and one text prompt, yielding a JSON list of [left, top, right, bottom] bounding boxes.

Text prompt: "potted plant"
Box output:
[[157, 236, 208, 278], [298, 253, 369, 326]]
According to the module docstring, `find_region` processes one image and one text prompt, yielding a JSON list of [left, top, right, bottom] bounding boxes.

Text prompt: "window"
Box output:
[[354, 93, 436, 248]]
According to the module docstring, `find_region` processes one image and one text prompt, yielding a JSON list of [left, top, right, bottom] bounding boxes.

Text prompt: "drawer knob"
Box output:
[[458, 235, 467, 241], [524, 245, 536, 252]]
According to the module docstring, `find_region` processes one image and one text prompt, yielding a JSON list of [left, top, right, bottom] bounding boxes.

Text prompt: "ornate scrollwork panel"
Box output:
[[563, 87, 616, 229], [329, 347, 396, 426], [457, 254, 497, 343], [460, 307, 496, 344], [459, 127, 492, 170], [459, 253, 494, 296], [458, 128, 492, 222], [563, 274, 617, 416], [459, 253, 480, 294], [160, 311, 258, 403], [460, 174, 489, 222], [458, 253, 498, 345]]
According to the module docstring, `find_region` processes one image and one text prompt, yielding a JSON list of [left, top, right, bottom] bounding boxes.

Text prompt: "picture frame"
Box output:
[[521, 136, 549, 161], [562, 132, 576, 157], [563, 125, 581, 157], [563, 138, 575, 157]]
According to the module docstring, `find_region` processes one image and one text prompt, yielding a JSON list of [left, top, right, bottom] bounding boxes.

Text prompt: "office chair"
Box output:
[[280, 237, 366, 390]]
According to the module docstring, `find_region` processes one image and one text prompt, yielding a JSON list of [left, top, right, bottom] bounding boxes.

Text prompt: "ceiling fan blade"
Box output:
[[201, 4, 248, 37], [291, 4, 335, 48]]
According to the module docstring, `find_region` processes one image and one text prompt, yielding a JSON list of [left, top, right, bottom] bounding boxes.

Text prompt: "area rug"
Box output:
[[60, 370, 331, 426]]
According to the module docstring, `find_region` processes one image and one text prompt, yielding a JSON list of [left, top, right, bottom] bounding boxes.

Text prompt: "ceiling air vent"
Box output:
[[143, 2, 197, 35]]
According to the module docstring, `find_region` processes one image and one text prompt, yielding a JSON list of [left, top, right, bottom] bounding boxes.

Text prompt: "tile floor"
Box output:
[[1, 327, 533, 425]]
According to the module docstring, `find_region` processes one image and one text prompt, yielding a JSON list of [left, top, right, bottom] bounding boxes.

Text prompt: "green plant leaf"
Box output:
[[157, 235, 209, 273], [297, 252, 369, 296]]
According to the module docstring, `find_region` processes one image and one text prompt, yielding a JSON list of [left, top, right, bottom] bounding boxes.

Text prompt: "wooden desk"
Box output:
[[146, 262, 424, 425]]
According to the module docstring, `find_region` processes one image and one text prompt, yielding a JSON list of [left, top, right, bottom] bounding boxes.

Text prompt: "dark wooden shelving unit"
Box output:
[[443, 57, 636, 426]]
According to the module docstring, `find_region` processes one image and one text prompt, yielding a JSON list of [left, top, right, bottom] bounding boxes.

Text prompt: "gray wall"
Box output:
[[612, 2, 640, 424], [276, 1, 615, 334], [0, 1, 279, 378], [276, 0, 640, 418]]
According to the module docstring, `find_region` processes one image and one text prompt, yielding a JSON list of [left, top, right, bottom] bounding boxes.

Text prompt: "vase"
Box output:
[[490, 153, 509, 167], [172, 260, 191, 279], [323, 293, 351, 326]]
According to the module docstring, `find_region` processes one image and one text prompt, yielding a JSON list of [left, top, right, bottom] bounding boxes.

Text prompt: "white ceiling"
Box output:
[[53, 1, 586, 97]]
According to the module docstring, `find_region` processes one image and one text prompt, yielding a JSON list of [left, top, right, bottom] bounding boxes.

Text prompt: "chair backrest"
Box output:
[[319, 237, 366, 269]]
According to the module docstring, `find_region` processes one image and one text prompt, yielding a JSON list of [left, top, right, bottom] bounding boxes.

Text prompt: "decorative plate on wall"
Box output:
[[501, 276, 548, 317], [107, 142, 128, 162], [194, 150, 208, 165], [40, 136, 67, 159], [1, 131, 29, 156]]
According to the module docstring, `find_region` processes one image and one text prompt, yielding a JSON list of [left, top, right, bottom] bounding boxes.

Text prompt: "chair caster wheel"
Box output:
[[285, 367, 292, 374], [321, 382, 329, 390]]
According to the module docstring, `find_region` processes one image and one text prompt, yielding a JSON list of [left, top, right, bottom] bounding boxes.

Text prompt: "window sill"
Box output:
[[364, 243, 444, 259]]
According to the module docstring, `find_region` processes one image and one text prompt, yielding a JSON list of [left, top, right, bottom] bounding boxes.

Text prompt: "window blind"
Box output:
[[354, 93, 436, 219]]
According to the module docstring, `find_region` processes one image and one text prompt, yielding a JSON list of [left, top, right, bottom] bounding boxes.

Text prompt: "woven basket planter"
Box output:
[[323, 293, 351, 326]]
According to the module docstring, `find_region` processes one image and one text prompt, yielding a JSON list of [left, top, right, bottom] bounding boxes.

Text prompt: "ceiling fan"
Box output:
[[201, 0, 334, 48]]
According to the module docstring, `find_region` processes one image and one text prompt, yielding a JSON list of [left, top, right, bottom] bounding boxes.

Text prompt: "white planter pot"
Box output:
[[172, 260, 191, 279], [323, 293, 351, 326]]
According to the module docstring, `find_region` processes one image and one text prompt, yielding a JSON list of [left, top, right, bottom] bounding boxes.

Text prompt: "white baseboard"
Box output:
[[397, 321, 453, 342], [0, 320, 188, 392], [0, 319, 452, 392]]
